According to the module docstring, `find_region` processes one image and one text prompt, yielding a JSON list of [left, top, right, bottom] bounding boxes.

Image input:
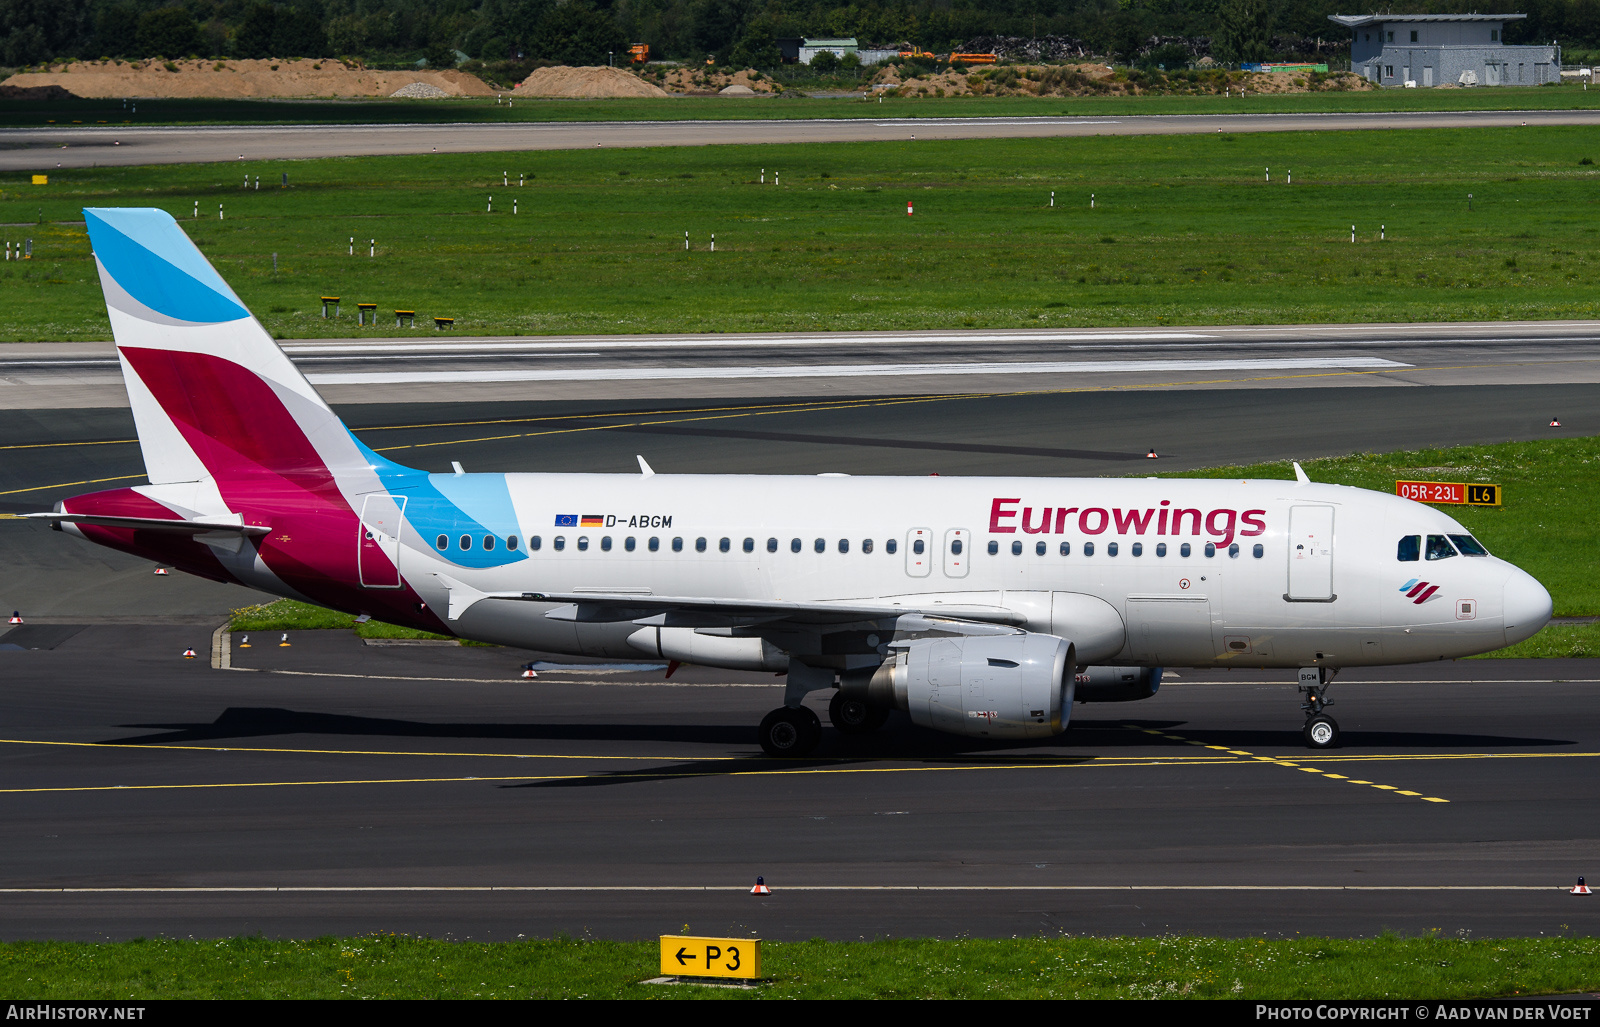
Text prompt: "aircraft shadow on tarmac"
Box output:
[[1090, 719, 1572, 750], [95, 709, 1570, 779]]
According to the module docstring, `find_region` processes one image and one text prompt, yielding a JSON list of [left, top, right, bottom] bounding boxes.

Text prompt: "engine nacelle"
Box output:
[[859, 633, 1075, 740], [1074, 666, 1162, 703]]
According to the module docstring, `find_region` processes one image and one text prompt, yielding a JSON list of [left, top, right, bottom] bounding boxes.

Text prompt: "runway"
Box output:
[[2, 316, 1597, 940], [0, 624, 1597, 940], [7, 319, 1600, 409], [4, 108, 1599, 170]]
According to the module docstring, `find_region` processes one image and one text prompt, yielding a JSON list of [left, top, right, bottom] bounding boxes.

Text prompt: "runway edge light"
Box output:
[[1574, 877, 1592, 895], [658, 935, 762, 981], [751, 875, 770, 895], [182, 647, 197, 659], [8, 611, 20, 625]]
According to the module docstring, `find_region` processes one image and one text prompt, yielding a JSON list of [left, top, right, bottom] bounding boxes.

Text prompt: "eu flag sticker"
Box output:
[[553, 514, 578, 527]]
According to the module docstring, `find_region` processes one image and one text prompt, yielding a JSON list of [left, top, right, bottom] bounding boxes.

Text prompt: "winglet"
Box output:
[[1293, 461, 1311, 484], [637, 455, 655, 477]]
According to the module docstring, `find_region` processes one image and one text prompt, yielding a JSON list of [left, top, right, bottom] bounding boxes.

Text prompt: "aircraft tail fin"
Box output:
[[84, 207, 377, 493]]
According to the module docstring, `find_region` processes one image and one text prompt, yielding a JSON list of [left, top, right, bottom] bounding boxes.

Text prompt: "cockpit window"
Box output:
[[1397, 535, 1420, 562], [1449, 534, 1490, 556], [1425, 534, 1458, 561]]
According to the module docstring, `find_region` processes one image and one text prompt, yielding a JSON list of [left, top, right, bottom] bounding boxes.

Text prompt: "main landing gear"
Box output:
[[1299, 666, 1339, 749], [757, 706, 822, 756], [828, 690, 891, 735], [758, 662, 891, 757]]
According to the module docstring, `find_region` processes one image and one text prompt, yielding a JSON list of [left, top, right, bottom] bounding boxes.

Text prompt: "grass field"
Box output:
[[2, 933, 1597, 999], [5, 83, 1600, 127], [4, 124, 1600, 340]]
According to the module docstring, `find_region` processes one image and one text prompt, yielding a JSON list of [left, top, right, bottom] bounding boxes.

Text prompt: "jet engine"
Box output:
[[1073, 666, 1163, 703], [844, 633, 1076, 739]]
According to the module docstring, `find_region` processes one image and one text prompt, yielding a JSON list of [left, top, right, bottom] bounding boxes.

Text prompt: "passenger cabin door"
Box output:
[[1286, 505, 1335, 601], [905, 528, 931, 577], [943, 528, 970, 578], [358, 493, 406, 588]]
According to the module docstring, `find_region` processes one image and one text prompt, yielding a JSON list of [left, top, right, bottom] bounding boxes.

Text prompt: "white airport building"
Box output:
[[1330, 13, 1560, 86]]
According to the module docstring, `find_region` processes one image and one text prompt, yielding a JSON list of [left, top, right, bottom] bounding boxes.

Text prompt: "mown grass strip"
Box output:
[[7, 125, 1600, 340], [1, 934, 1597, 999]]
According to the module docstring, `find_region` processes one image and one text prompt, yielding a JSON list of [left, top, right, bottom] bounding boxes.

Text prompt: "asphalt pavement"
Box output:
[[0, 624, 1596, 940], [5, 108, 1600, 170]]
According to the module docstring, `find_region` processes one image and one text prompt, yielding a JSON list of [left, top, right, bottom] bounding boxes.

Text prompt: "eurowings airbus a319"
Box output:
[[36, 208, 1553, 754]]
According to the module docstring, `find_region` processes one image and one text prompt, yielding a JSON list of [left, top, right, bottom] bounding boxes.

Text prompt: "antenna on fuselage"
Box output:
[[451, 461, 466, 476], [1293, 461, 1311, 484], [637, 455, 656, 477]]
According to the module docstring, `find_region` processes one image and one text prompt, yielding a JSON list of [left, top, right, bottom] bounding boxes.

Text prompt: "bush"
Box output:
[[810, 49, 840, 73]]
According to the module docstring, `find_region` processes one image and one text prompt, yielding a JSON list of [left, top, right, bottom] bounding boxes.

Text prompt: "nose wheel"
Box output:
[[1299, 675, 1339, 749]]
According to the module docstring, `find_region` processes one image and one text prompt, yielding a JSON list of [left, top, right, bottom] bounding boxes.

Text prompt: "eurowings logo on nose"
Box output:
[[1399, 579, 1441, 604]]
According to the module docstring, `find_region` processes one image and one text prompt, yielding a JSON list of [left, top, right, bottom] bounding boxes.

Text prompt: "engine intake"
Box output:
[[846, 633, 1075, 739], [1074, 666, 1162, 703]]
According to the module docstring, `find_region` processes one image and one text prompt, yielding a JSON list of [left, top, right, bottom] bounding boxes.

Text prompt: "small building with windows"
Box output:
[[1329, 13, 1559, 86], [798, 38, 858, 64]]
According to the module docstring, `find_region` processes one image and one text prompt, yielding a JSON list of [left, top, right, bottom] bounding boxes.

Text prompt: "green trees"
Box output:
[[530, 2, 628, 66], [0, 0, 89, 64], [1213, 0, 1271, 65], [136, 7, 202, 58], [236, 4, 330, 60]]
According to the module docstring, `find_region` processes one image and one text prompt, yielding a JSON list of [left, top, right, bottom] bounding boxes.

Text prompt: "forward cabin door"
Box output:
[[358, 493, 406, 589], [905, 527, 932, 577], [1286, 505, 1335, 601]]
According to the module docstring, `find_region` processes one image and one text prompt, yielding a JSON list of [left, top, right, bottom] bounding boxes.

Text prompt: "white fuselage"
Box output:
[[383, 473, 1550, 668]]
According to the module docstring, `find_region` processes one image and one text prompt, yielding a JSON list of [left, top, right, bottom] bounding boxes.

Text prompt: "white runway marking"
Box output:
[[0, 884, 1567, 893], [309, 356, 1411, 386]]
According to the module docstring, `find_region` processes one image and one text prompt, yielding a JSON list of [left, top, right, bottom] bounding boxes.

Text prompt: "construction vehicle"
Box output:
[[629, 43, 649, 63], [950, 52, 997, 64]]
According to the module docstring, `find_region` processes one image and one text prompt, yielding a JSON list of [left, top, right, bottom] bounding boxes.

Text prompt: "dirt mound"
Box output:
[[0, 83, 78, 99], [0, 58, 493, 99], [649, 67, 778, 95], [873, 62, 1373, 97], [514, 66, 670, 98]]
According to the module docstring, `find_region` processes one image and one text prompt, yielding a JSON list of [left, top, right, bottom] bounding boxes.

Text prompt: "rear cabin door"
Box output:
[[1286, 505, 1335, 601], [358, 493, 406, 589]]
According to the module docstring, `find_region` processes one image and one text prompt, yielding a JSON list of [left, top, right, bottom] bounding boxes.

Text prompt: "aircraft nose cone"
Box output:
[[1503, 570, 1553, 646]]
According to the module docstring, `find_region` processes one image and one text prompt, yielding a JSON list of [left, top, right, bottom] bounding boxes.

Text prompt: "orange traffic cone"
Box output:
[[1551, 417, 1562, 427], [182, 647, 197, 659], [750, 876, 770, 895], [1147, 449, 1158, 459], [8, 611, 21, 625], [1573, 877, 1592, 895], [153, 567, 169, 575]]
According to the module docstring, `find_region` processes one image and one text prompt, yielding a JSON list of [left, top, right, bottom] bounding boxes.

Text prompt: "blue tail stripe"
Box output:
[[85, 208, 249, 324]]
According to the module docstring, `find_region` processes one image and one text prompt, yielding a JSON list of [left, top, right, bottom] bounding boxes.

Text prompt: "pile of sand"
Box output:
[[0, 58, 494, 99], [650, 67, 777, 94], [514, 65, 670, 98], [873, 62, 1373, 97]]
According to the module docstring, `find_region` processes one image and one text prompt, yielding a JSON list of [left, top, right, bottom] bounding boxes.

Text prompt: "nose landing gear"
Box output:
[[1299, 666, 1339, 749]]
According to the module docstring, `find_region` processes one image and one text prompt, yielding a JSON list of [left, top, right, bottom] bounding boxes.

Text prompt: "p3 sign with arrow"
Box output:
[[659, 935, 762, 980]]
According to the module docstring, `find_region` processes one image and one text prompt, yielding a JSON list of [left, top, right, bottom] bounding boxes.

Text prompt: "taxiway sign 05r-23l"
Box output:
[[35, 208, 1554, 754]]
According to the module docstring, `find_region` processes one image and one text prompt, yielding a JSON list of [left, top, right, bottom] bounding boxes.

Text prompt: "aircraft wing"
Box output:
[[26, 512, 271, 536], [482, 589, 1027, 628]]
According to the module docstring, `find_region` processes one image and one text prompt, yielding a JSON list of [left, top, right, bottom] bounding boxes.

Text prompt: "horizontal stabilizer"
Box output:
[[27, 511, 269, 535]]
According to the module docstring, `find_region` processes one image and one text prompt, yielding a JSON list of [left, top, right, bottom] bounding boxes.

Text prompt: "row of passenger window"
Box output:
[[433, 532, 1265, 559]]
